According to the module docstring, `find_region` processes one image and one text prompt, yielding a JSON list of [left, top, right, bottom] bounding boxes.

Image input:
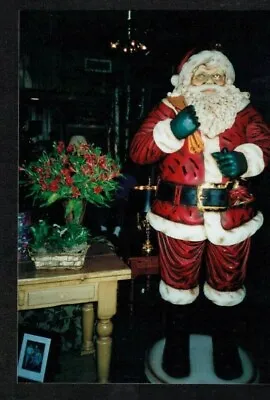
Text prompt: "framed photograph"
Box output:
[[17, 333, 52, 382]]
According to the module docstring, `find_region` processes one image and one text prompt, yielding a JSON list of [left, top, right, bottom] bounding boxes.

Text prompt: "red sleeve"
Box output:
[[245, 106, 270, 167], [129, 101, 175, 165]]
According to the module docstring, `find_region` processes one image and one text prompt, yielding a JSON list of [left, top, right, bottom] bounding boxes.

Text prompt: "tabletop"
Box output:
[[18, 242, 131, 284]]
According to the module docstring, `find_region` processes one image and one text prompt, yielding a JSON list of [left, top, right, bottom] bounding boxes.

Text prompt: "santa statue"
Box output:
[[129, 45, 270, 380]]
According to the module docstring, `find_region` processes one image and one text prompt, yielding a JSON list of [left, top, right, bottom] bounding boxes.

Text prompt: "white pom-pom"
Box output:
[[170, 74, 179, 87]]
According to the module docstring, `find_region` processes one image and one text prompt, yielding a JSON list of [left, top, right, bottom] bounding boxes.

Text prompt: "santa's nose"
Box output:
[[205, 76, 215, 84]]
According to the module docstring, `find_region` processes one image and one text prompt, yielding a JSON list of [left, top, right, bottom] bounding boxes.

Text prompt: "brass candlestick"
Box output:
[[142, 217, 153, 255], [134, 177, 156, 256]]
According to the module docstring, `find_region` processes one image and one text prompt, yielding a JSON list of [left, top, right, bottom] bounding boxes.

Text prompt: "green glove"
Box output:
[[170, 105, 200, 139], [212, 150, 248, 178]]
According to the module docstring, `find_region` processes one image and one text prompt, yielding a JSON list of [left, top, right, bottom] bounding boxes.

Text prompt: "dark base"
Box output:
[[162, 333, 190, 378], [212, 335, 243, 380]]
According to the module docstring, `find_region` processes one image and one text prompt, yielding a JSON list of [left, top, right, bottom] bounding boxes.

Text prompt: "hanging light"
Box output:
[[110, 10, 148, 54]]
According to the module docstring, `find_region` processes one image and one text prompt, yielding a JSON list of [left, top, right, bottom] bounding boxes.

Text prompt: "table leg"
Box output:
[[129, 278, 135, 320], [81, 302, 95, 355], [96, 281, 117, 383], [146, 274, 151, 291]]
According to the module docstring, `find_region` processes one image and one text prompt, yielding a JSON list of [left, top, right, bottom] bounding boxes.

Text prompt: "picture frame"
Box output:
[[17, 333, 52, 382]]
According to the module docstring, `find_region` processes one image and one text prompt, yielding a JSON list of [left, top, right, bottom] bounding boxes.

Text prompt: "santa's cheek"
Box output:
[[191, 81, 203, 86]]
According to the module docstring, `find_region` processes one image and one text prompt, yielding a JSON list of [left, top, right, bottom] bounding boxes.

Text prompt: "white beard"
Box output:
[[169, 84, 250, 138]]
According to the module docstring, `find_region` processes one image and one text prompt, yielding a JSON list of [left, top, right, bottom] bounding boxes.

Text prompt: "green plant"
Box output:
[[29, 220, 90, 253], [20, 141, 122, 223]]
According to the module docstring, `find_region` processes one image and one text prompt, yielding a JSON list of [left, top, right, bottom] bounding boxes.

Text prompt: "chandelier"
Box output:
[[110, 10, 148, 54]]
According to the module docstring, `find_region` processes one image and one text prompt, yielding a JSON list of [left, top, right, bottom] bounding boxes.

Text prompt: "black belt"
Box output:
[[156, 180, 234, 211]]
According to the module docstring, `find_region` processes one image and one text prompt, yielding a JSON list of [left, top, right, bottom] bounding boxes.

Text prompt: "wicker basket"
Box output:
[[29, 245, 90, 270]]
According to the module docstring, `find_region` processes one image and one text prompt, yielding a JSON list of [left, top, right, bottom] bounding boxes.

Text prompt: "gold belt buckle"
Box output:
[[197, 181, 232, 211]]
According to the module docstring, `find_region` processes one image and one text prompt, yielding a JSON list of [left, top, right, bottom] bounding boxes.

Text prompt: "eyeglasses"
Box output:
[[191, 72, 226, 85]]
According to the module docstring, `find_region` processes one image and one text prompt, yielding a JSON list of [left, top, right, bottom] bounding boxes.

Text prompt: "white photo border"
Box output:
[[17, 333, 52, 382]]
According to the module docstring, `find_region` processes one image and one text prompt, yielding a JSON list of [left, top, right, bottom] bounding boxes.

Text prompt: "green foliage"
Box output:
[[29, 220, 90, 253]]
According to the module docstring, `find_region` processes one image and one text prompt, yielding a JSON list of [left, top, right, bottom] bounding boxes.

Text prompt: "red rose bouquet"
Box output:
[[20, 141, 121, 224]]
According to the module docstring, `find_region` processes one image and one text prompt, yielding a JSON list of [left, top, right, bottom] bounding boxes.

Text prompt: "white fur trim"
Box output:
[[203, 282, 246, 306], [201, 135, 223, 182], [204, 211, 264, 245], [159, 280, 200, 305], [235, 143, 265, 178], [147, 211, 207, 241], [177, 50, 235, 88], [153, 119, 185, 153], [148, 210, 263, 245]]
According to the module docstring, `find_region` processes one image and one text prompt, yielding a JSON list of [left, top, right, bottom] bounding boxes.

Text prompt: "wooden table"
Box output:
[[18, 246, 131, 383]]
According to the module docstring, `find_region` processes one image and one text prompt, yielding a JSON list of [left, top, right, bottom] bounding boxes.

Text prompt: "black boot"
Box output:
[[210, 302, 244, 380], [162, 300, 197, 378]]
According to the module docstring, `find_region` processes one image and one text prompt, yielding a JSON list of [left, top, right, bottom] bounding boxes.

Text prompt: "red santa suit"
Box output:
[[130, 50, 270, 307]]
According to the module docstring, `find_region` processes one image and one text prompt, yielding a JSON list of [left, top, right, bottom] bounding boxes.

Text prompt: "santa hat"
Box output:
[[171, 48, 235, 88]]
